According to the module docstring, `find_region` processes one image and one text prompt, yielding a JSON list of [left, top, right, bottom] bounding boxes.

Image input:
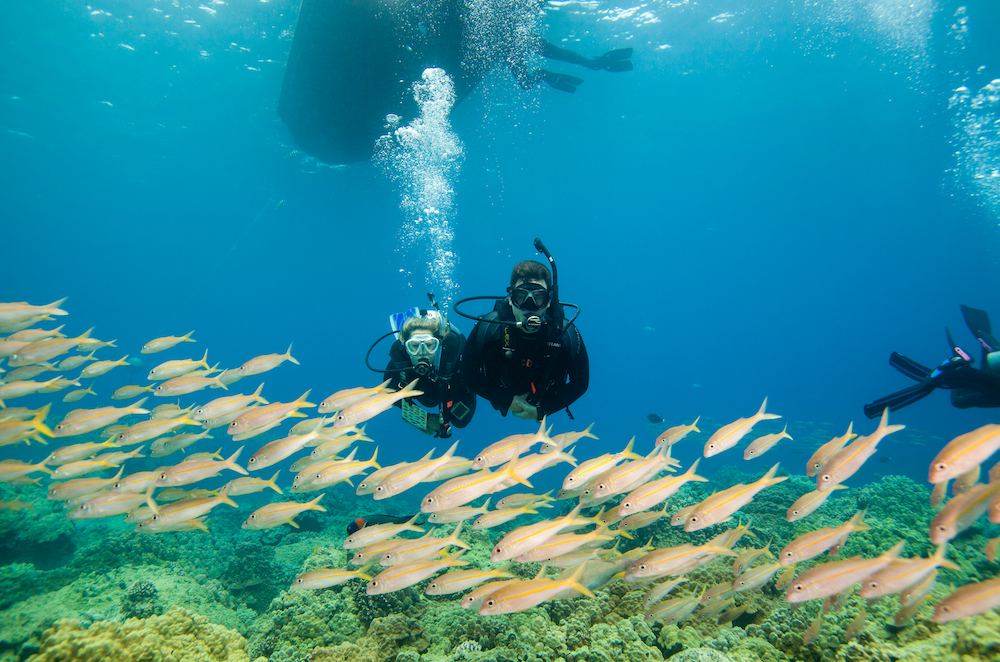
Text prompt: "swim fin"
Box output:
[[539, 70, 584, 93], [864, 382, 937, 419], [960, 304, 999, 364], [889, 353, 931, 382], [590, 48, 633, 72]]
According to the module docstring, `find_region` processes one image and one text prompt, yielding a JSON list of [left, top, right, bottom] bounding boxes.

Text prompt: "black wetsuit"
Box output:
[[383, 332, 476, 430], [460, 301, 589, 420]]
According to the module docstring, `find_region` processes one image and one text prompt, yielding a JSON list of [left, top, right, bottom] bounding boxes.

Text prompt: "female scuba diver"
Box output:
[[365, 295, 476, 437]]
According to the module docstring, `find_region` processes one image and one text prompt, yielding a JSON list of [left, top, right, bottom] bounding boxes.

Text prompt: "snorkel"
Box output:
[[454, 237, 580, 331]]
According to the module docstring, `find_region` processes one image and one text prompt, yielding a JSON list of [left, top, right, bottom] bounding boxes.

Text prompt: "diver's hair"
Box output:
[[510, 260, 551, 288], [400, 313, 449, 342]]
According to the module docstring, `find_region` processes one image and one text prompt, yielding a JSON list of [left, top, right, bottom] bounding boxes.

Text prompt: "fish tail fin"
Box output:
[[442, 440, 460, 460], [755, 397, 781, 421], [377, 378, 394, 392], [226, 446, 249, 475], [582, 422, 599, 440], [75, 327, 94, 341], [295, 389, 314, 408], [252, 382, 269, 405], [933, 544, 961, 571], [685, 458, 708, 483], [875, 407, 905, 436], [706, 545, 739, 557], [198, 349, 209, 368], [368, 447, 380, 470], [502, 456, 533, 489], [285, 343, 300, 365], [564, 562, 596, 598], [145, 483, 160, 515], [849, 509, 871, 532], [561, 445, 578, 467], [219, 483, 239, 509], [622, 436, 642, 461], [761, 463, 786, 485], [781, 424, 792, 440], [181, 330, 195, 342], [883, 540, 906, 560], [308, 493, 327, 512], [405, 513, 425, 533], [267, 471, 283, 494], [45, 297, 69, 313], [450, 521, 472, 550], [32, 403, 54, 437], [691, 416, 701, 433]]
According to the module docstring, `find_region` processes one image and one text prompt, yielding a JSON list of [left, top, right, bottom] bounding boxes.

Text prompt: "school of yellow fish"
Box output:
[[1, 299, 999, 635]]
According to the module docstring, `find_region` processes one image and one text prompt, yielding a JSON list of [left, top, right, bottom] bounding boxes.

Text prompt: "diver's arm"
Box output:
[[459, 325, 514, 414], [539, 331, 590, 416]]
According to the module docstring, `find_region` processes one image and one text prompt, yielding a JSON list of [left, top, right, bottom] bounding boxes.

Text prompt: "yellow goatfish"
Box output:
[[147, 349, 211, 381], [318, 379, 394, 414], [785, 541, 905, 603], [786, 485, 847, 522], [111, 385, 155, 400], [53, 398, 150, 438], [617, 459, 707, 517], [136, 484, 238, 532], [656, 417, 700, 447], [478, 563, 594, 615], [743, 424, 792, 460], [490, 504, 592, 563], [141, 331, 195, 354], [685, 463, 787, 532], [816, 408, 903, 491], [561, 437, 642, 491], [779, 510, 870, 565], [7, 328, 92, 367], [193, 383, 268, 421], [472, 420, 552, 470], [928, 423, 1000, 484], [242, 493, 326, 529], [0, 458, 53, 482], [420, 457, 531, 513], [236, 343, 299, 378], [859, 544, 959, 599], [0, 298, 68, 328], [703, 398, 781, 458], [80, 355, 129, 379], [291, 566, 372, 590], [154, 447, 248, 487], [426, 564, 516, 595], [379, 522, 471, 566], [930, 480, 1000, 543], [932, 574, 1000, 623], [367, 551, 468, 595], [332, 379, 423, 430]]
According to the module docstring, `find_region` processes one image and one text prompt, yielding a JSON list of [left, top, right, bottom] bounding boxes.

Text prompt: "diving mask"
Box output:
[[405, 335, 440, 356], [510, 284, 550, 311], [405, 333, 440, 376]]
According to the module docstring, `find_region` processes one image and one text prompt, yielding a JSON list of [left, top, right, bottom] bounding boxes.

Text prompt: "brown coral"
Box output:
[[27, 605, 254, 662]]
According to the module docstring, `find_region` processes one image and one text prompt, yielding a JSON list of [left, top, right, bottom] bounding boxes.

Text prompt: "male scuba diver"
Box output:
[[456, 239, 589, 421], [864, 304, 1000, 418], [366, 295, 476, 438]]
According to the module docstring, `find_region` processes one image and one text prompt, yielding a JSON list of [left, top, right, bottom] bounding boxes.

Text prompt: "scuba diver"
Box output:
[[864, 304, 1000, 419], [456, 239, 589, 421], [366, 294, 476, 438]]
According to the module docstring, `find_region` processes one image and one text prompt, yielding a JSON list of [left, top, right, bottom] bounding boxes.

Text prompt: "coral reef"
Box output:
[[121, 581, 163, 619], [25, 605, 254, 662]]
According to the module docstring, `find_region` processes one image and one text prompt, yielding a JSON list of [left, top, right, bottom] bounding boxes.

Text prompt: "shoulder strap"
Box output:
[[475, 311, 501, 350]]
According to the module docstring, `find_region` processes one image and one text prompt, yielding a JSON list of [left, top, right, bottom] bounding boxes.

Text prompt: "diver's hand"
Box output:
[[511, 395, 538, 421]]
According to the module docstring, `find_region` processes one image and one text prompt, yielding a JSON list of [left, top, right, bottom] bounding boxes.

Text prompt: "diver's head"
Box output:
[[400, 311, 447, 376], [508, 261, 551, 333]]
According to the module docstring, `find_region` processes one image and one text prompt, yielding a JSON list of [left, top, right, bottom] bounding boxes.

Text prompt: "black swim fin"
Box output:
[[590, 48, 633, 72], [960, 304, 999, 364], [889, 352, 932, 382], [864, 382, 937, 419], [539, 70, 584, 93]]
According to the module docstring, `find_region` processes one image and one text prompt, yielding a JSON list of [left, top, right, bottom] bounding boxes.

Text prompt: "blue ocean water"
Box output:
[[2, 0, 999, 496]]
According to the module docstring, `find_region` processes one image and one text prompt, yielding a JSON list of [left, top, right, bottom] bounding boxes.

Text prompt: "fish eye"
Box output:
[[784, 552, 793, 558], [248, 458, 256, 464], [639, 564, 646, 570], [623, 503, 632, 509], [935, 463, 946, 471], [425, 497, 434, 503], [794, 585, 803, 591], [486, 600, 495, 606], [689, 516, 698, 522], [868, 582, 877, 589], [820, 475, 831, 482]]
